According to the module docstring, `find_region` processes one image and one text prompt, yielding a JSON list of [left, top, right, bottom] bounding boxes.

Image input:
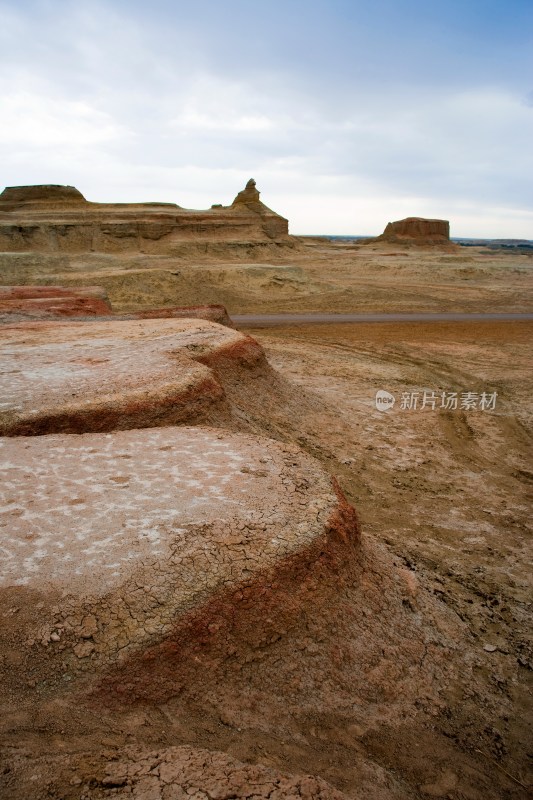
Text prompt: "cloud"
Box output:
[[0, 0, 532, 237], [0, 91, 127, 147]]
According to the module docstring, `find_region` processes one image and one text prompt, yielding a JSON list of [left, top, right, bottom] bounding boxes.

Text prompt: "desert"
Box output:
[[0, 180, 531, 800]]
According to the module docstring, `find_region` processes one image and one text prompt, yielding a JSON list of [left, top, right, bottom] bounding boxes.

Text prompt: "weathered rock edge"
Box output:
[[94, 477, 359, 704], [0, 285, 234, 326], [0, 427, 359, 700], [0, 319, 265, 436]]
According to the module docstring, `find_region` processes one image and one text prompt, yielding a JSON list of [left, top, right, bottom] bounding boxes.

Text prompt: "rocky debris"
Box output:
[[0, 426, 356, 678], [1, 745, 352, 800], [0, 181, 291, 254], [0, 317, 267, 435], [365, 217, 458, 249], [0, 285, 234, 326]]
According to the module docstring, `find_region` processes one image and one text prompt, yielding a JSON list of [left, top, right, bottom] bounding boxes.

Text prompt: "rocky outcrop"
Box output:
[[0, 318, 265, 435], [231, 177, 261, 206], [0, 285, 234, 326], [365, 217, 458, 249], [0, 427, 355, 672], [0, 180, 291, 254], [0, 285, 113, 321], [0, 184, 86, 208]]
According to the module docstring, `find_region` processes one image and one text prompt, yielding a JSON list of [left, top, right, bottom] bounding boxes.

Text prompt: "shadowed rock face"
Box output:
[[366, 217, 457, 249], [0, 180, 290, 253]]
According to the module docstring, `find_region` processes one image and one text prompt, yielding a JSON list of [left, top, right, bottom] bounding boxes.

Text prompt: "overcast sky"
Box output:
[[1, 0, 532, 236]]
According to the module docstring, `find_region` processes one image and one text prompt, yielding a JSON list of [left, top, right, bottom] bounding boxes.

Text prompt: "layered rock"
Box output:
[[0, 318, 264, 435], [0, 284, 233, 326], [0, 426, 357, 677], [0, 180, 290, 254], [365, 217, 458, 249], [0, 285, 113, 321]]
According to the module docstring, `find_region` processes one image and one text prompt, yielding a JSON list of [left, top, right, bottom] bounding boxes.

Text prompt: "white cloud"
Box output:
[[0, 91, 127, 146], [0, 3, 531, 237]]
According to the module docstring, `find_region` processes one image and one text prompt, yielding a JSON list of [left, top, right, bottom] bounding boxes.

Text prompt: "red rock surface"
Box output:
[[0, 284, 234, 326], [0, 318, 263, 435], [0, 284, 113, 321]]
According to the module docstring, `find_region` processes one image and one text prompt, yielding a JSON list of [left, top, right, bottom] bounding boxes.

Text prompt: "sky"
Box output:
[[1, 0, 532, 237]]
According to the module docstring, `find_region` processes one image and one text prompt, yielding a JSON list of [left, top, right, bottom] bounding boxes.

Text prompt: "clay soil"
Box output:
[[239, 317, 533, 797], [1, 242, 532, 799]]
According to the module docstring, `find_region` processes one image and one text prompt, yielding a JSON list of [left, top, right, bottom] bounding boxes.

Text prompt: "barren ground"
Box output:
[[1, 241, 531, 799]]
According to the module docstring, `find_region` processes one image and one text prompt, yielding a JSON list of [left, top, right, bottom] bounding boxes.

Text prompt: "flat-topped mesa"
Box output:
[[365, 216, 459, 250], [0, 184, 87, 210], [0, 180, 291, 254]]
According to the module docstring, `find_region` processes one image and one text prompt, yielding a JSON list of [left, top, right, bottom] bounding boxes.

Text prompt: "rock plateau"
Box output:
[[0, 181, 291, 255], [365, 217, 458, 250]]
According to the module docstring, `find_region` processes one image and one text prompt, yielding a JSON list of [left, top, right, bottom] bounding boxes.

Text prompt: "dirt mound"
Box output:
[[120, 303, 233, 326], [365, 217, 458, 250]]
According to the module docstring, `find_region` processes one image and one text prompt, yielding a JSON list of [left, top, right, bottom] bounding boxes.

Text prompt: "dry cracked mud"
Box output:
[[0, 235, 531, 799]]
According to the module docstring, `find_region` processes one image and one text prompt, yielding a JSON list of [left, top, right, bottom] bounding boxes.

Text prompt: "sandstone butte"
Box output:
[[0, 179, 292, 255], [364, 216, 459, 250]]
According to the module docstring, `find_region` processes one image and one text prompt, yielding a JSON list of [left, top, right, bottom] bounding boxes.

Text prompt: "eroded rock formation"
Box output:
[[0, 318, 266, 435], [0, 427, 356, 670], [0, 285, 113, 321], [365, 217, 458, 249], [0, 285, 233, 326], [0, 312, 469, 800], [0, 180, 290, 254]]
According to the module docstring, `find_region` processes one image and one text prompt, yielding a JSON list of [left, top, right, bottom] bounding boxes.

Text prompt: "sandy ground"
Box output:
[[1, 241, 532, 315], [239, 319, 532, 795], [1, 243, 531, 798]]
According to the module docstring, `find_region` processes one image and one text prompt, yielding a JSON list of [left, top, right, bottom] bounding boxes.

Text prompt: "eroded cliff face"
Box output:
[[0, 181, 291, 254], [365, 216, 458, 249]]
